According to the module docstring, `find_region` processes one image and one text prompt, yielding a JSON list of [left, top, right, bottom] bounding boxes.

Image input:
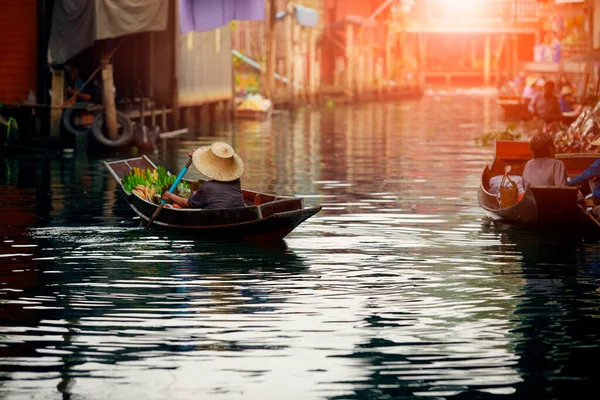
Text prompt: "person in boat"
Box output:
[[558, 85, 582, 115], [522, 132, 567, 188], [522, 77, 545, 107], [529, 80, 562, 122], [567, 138, 600, 203], [161, 142, 246, 209], [558, 73, 572, 93], [65, 66, 91, 104]]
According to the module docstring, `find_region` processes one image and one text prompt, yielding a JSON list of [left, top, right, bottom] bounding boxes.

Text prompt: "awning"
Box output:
[[48, 0, 169, 65], [276, 5, 319, 27], [96, 0, 168, 41], [179, 0, 265, 34]]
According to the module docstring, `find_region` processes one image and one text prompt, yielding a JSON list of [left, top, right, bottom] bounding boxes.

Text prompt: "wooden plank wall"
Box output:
[[177, 26, 233, 106], [0, 0, 37, 104]]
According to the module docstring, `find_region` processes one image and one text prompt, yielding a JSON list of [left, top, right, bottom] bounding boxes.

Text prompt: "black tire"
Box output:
[[91, 111, 134, 148], [62, 102, 92, 136]]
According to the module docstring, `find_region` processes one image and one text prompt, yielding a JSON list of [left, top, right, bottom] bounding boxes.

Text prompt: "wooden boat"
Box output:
[[103, 155, 321, 242], [235, 107, 273, 120], [384, 85, 424, 101], [498, 95, 579, 125], [497, 95, 531, 120], [478, 140, 600, 227]]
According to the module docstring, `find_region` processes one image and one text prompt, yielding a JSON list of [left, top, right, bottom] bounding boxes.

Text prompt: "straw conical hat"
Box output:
[[192, 142, 244, 182]]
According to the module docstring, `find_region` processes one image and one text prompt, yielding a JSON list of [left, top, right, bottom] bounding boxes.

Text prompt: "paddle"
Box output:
[[145, 155, 194, 230]]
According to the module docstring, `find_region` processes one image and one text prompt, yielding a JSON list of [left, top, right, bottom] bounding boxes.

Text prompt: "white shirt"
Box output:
[[522, 158, 567, 187]]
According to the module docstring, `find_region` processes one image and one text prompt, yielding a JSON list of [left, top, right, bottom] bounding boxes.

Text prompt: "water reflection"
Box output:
[[490, 227, 600, 399], [1, 90, 600, 398]]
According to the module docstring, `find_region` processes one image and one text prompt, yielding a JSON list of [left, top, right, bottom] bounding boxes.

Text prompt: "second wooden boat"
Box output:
[[478, 140, 600, 227]]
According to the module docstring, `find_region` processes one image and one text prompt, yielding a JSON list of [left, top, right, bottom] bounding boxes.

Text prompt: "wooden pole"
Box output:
[[512, 35, 518, 77], [148, 32, 154, 98], [484, 34, 491, 87], [358, 29, 365, 97], [151, 101, 156, 128], [308, 28, 316, 104], [367, 30, 374, 98], [265, 0, 276, 101], [285, 0, 294, 109], [346, 22, 354, 100], [50, 70, 64, 139], [385, 28, 392, 94], [101, 55, 119, 139], [470, 36, 476, 70], [494, 34, 506, 88], [505, 37, 511, 81], [417, 33, 426, 89]]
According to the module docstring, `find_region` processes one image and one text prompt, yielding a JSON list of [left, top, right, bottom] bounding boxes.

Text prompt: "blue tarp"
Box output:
[[179, 0, 265, 34], [276, 5, 318, 27]]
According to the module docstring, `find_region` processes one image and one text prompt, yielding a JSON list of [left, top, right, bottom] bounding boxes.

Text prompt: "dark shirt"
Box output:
[[187, 179, 245, 209], [529, 93, 562, 120], [568, 159, 600, 198], [73, 78, 86, 103]]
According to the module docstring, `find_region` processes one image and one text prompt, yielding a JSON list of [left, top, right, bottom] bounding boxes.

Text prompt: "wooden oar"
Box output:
[[584, 209, 600, 229], [145, 155, 194, 230]]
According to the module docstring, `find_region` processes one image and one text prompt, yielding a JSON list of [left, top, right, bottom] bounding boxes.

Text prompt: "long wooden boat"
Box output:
[[104, 156, 321, 242], [498, 95, 579, 124], [235, 107, 273, 120], [498, 95, 530, 120], [478, 140, 600, 228]]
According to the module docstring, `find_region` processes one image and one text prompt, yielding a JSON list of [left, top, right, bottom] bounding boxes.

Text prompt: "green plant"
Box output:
[[475, 124, 521, 147]]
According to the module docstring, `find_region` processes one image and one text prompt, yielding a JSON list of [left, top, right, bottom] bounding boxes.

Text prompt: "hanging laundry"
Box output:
[[178, 0, 265, 34]]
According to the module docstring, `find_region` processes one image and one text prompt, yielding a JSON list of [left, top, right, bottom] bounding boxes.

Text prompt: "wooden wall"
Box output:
[[0, 0, 37, 104]]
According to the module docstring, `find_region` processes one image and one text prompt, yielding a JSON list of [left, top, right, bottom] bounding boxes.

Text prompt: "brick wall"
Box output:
[[0, 0, 37, 104]]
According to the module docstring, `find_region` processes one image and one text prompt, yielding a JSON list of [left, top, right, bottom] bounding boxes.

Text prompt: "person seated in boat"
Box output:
[[522, 77, 544, 106], [522, 132, 567, 188], [567, 138, 600, 203], [558, 85, 583, 115], [558, 73, 573, 93], [161, 142, 246, 209], [529, 80, 562, 122], [512, 71, 526, 95]]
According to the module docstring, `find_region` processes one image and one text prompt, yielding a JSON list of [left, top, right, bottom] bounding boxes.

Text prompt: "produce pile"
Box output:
[[237, 94, 272, 112], [121, 167, 191, 204], [550, 101, 600, 153], [475, 125, 521, 147], [480, 99, 600, 152]]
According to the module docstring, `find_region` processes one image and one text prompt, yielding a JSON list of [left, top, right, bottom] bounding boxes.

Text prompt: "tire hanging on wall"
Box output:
[[91, 111, 134, 148], [62, 102, 92, 136]]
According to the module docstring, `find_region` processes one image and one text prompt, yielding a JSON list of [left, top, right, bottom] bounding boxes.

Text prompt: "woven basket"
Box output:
[[499, 173, 518, 208]]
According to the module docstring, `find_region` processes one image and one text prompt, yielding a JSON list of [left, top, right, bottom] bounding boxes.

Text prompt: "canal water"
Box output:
[[2, 90, 600, 399]]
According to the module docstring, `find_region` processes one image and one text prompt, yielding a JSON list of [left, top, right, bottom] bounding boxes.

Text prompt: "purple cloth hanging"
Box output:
[[179, 0, 265, 34]]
